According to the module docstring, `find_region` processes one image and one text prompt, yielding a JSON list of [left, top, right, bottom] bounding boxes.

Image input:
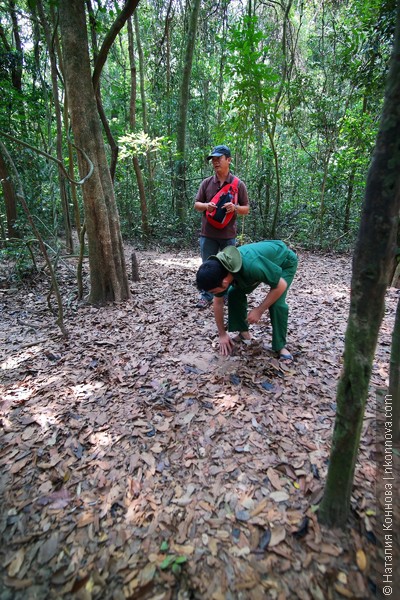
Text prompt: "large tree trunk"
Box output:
[[59, 0, 130, 305], [318, 4, 400, 528]]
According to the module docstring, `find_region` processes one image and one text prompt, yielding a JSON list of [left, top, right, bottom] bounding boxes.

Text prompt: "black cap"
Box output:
[[206, 145, 231, 160]]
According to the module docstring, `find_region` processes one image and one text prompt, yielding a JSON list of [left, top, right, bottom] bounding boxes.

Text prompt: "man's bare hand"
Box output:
[[224, 202, 236, 213], [219, 332, 235, 355], [247, 307, 263, 325]]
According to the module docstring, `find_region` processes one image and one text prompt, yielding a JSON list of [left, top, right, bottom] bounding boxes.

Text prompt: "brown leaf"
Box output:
[[7, 549, 25, 577], [37, 533, 59, 565], [266, 467, 283, 490], [356, 549, 367, 571], [270, 491, 289, 503], [269, 525, 286, 547]]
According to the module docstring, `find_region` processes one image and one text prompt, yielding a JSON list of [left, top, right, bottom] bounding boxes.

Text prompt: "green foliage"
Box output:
[[118, 132, 171, 160], [158, 541, 188, 576], [0, 238, 38, 281], [0, 0, 396, 252]]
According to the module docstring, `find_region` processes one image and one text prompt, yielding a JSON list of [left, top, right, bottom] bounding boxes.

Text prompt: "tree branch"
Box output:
[[0, 130, 93, 185], [92, 0, 140, 93]]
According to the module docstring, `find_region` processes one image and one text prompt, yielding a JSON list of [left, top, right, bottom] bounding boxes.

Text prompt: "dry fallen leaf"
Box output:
[[334, 583, 354, 598], [356, 549, 367, 572], [269, 525, 286, 547], [270, 491, 289, 503], [0, 248, 393, 600], [37, 533, 59, 565], [7, 549, 25, 577]]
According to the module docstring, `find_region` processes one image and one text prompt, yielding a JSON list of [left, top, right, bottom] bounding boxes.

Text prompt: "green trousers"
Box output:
[[227, 250, 298, 351]]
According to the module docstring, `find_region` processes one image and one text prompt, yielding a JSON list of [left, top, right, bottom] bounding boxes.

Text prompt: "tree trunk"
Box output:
[[174, 0, 202, 222], [133, 10, 155, 212], [343, 167, 355, 234], [7, 0, 26, 135], [318, 152, 332, 247], [269, 131, 282, 239], [389, 296, 400, 441], [0, 149, 19, 239], [389, 222, 400, 287], [37, 0, 73, 253], [50, 6, 82, 238], [319, 4, 400, 528], [89, 0, 138, 183], [128, 16, 149, 238], [59, 0, 130, 305]]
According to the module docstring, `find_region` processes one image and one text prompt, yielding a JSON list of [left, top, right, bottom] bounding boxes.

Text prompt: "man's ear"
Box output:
[[222, 273, 233, 287]]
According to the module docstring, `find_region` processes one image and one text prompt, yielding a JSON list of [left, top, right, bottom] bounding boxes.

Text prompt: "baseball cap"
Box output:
[[206, 145, 231, 160]]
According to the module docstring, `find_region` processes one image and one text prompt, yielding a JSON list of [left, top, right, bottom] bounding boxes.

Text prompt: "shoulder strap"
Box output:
[[210, 177, 239, 204]]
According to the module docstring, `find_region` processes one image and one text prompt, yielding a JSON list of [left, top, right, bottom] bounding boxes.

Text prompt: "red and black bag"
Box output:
[[206, 177, 239, 229]]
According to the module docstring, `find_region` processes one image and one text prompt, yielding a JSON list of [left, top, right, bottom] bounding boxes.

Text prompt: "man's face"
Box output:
[[208, 283, 228, 295], [208, 273, 233, 295], [211, 155, 231, 177]]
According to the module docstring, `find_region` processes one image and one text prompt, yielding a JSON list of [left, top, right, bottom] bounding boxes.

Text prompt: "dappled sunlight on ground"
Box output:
[[0, 247, 398, 599]]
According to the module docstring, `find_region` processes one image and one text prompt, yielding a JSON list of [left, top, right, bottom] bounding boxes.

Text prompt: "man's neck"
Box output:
[[217, 170, 230, 186]]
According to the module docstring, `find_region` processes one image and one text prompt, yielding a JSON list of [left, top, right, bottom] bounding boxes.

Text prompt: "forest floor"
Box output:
[[0, 243, 398, 600]]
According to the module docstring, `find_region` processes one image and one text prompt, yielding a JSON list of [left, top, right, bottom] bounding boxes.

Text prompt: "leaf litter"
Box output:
[[0, 245, 398, 599]]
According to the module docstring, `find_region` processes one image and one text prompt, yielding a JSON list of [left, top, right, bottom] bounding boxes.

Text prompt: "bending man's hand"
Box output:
[[247, 307, 263, 325], [219, 332, 235, 355]]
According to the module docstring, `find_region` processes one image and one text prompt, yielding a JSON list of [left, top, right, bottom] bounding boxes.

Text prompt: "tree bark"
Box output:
[[319, 3, 400, 528], [133, 10, 155, 212], [37, 0, 73, 253], [128, 16, 149, 238], [389, 296, 400, 441], [88, 0, 133, 183], [174, 0, 202, 222], [59, 0, 130, 305], [2, 1, 26, 134], [0, 149, 19, 239]]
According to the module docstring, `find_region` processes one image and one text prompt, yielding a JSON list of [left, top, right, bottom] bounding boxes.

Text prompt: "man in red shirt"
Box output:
[[194, 145, 250, 308]]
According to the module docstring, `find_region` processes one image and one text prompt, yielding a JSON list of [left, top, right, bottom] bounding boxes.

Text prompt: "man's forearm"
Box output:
[[258, 278, 287, 314], [194, 201, 210, 212], [213, 297, 225, 335], [236, 204, 249, 216]]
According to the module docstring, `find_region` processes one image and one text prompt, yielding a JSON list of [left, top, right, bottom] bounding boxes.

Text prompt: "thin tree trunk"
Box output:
[[128, 17, 149, 238], [318, 152, 332, 246], [343, 167, 355, 234], [7, 0, 26, 136], [269, 131, 282, 239], [319, 4, 400, 527], [174, 0, 202, 222], [266, 1, 292, 239], [87, 0, 126, 183], [1, 141, 67, 337], [133, 10, 155, 212], [37, 0, 73, 253]]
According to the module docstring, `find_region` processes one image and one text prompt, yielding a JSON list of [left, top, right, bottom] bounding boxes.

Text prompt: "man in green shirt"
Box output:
[[195, 240, 298, 360]]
